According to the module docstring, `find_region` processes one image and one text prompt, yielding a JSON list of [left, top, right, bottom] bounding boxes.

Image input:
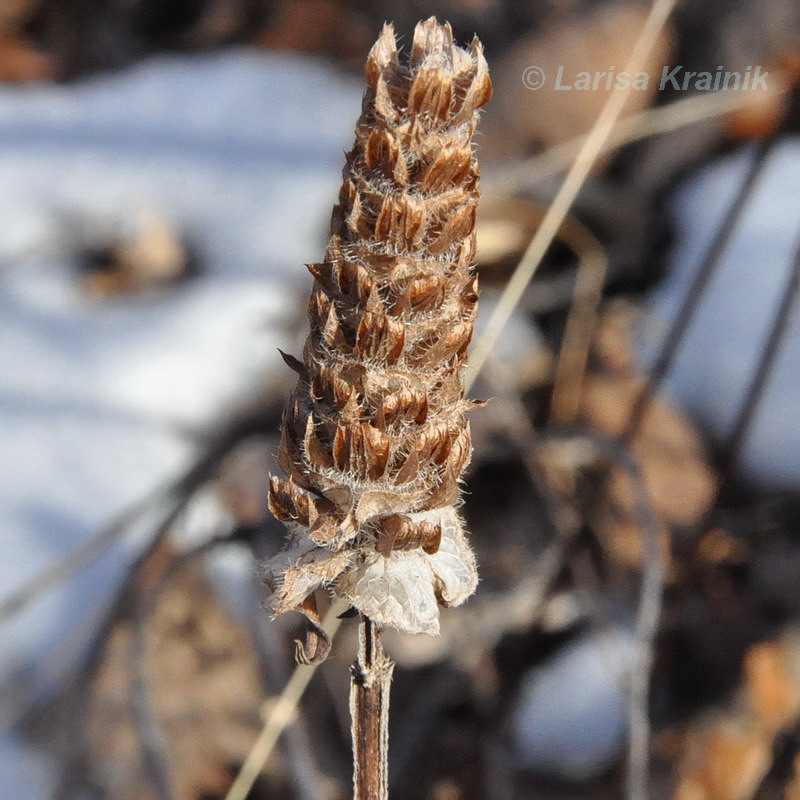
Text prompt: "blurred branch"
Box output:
[[682, 221, 800, 546], [616, 441, 664, 800], [718, 229, 800, 476], [549, 216, 610, 424], [0, 403, 279, 629], [465, 0, 679, 388], [245, 570, 339, 800], [544, 430, 664, 800], [44, 408, 281, 794], [224, 598, 349, 800], [51, 497, 192, 799], [623, 135, 777, 441], [486, 87, 775, 194], [453, 365, 582, 669], [129, 536, 234, 800], [0, 484, 173, 627]]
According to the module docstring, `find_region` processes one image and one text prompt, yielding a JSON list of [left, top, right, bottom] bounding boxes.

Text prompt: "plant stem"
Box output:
[[350, 615, 394, 800]]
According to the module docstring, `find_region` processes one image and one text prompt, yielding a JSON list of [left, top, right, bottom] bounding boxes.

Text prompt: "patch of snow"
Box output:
[[642, 138, 800, 489], [509, 625, 636, 780], [0, 48, 362, 736], [0, 733, 57, 800]]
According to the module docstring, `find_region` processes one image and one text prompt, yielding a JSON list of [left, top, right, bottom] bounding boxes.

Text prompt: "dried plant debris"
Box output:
[[670, 632, 800, 800], [261, 18, 491, 663], [78, 210, 191, 298], [84, 555, 267, 800], [580, 303, 716, 571], [0, 1, 54, 82], [481, 3, 674, 159]]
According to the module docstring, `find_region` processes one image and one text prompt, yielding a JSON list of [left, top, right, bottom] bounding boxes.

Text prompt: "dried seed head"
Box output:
[[262, 17, 491, 663]]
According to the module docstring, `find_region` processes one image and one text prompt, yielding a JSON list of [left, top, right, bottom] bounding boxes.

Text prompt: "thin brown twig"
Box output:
[[549, 216, 610, 424], [484, 87, 774, 194]]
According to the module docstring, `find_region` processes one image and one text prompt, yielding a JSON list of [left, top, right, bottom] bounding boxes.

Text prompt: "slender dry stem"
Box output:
[[464, 0, 678, 388], [351, 616, 394, 800], [485, 81, 772, 194], [548, 216, 609, 424]]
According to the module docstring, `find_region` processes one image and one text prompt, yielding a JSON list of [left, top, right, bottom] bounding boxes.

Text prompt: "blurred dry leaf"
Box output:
[[671, 633, 800, 800], [0, 31, 53, 81], [580, 305, 716, 570], [786, 753, 800, 800], [0, 0, 54, 81], [743, 639, 800, 733], [697, 5, 800, 142], [86, 548, 267, 800], [483, 3, 674, 159], [431, 778, 462, 800], [82, 211, 189, 298], [723, 61, 793, 142], [587, 372, 718, 524], [256, 0, 370, 61], [695, 527, 749, 567]]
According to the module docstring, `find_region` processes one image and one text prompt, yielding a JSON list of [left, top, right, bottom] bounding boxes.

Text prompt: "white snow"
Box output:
[[0, 733, 57, 799], [0, 47, 362, 795], [509, 625, 636, 779], [642, 138, 800, 488]]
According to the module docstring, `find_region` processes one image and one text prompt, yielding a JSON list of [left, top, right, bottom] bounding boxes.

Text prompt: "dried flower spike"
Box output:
[[262, 17, 491, 663]]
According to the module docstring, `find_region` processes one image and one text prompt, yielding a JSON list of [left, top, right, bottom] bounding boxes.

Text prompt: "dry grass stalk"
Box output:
[[261, 16, 490, 798]]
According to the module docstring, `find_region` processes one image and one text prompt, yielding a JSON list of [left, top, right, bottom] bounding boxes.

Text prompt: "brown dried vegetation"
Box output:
[[261, 18, 492, 662]]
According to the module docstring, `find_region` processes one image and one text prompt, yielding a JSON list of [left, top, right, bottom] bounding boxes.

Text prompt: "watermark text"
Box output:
[[522, 64, 769, 91]]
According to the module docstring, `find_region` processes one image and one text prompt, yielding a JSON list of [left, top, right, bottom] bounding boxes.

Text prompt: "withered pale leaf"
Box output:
[[336, 506, 477, 635], [424, 506, 478, 607], [263, 533, 353, 614], [337, 550, 440, 635]]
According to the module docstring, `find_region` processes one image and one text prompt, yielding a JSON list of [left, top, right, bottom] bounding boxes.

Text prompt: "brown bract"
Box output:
[[261, 18, 491, 663]]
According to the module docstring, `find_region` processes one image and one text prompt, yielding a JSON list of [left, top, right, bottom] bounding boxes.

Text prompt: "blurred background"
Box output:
[[1, 0, 799, 798]]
